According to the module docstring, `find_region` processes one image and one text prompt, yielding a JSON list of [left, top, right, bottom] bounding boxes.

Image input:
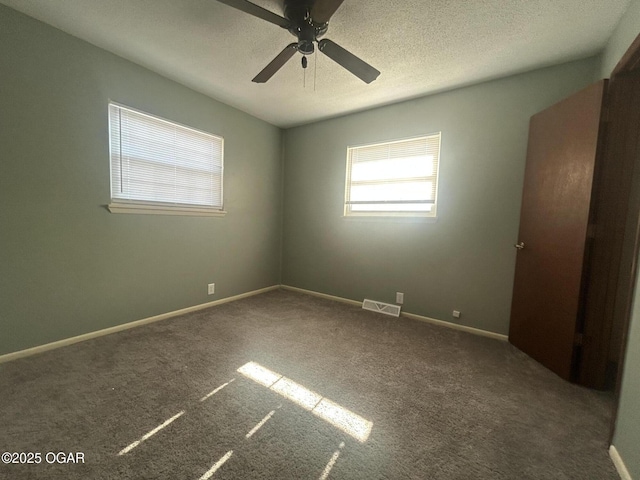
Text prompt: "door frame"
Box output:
[[608, 31, 640, 443]]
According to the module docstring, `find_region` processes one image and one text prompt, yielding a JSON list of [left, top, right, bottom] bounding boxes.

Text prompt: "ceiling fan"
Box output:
[[215, 0, 380, 84]]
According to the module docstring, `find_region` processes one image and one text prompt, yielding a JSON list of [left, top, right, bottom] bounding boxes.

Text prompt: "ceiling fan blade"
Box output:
[[252, 43, 299, 83], [318, 39, 380, 84], [311, 0, 345, 23], [216, 0, 290, 28]]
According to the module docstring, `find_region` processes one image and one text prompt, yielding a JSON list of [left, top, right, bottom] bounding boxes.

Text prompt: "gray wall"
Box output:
[[614, 272, 640, 478], [281, 58, 599, 335], [0, 5, 283, 356], [600, 0, 640, 77], [603, 0, 640, 476]]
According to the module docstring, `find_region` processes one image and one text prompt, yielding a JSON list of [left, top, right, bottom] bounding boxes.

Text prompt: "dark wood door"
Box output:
[[509, 81, 606, 381]]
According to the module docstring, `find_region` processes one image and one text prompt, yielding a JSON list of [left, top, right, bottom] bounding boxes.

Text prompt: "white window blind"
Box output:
[[345, 133, 441, 217], [109, 103, 223, 211]]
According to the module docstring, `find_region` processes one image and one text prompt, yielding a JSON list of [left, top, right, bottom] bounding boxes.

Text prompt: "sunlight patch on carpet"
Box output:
[[198, 450, 233, 480], [118, 410, 185, 455], [237, 361, 282, 387], [237, 361, 372, 442], [200, 378, 235, 402], [271, 377, 323, 410], [313, 400, 372, 442], [319, 442, 345, 480], [246, 410, 277, 439]]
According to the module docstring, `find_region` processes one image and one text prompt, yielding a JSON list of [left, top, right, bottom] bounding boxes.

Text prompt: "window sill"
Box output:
[[343, 214, 438, 223], [108, 202, 226, 217]]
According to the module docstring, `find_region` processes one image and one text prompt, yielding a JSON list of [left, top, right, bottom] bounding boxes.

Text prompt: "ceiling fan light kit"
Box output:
[[216, 0, 380, 84]]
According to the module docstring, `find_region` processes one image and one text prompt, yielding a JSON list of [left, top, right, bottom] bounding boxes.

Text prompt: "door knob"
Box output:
[[514, 242, 525, 250]]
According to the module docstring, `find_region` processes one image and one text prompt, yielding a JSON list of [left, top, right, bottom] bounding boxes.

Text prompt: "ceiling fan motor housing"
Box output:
[[284, 0, 328, 55]]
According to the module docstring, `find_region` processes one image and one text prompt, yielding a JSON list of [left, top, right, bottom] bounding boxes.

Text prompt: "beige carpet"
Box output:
[[0, 289, 618, 479]]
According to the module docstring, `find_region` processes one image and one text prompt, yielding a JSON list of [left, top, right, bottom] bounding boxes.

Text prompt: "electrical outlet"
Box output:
[[208, 283, 215, 295], [396, 292, 404, 304], [452, 310, 461, 319]]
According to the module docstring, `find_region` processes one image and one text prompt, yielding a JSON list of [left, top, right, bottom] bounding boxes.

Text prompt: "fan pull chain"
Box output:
[[302, 55, 307, 88], [314, 49, 317, 91]]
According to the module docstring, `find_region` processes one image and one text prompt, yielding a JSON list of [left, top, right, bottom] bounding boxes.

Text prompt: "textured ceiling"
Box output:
[[1, 0, 631, 127]]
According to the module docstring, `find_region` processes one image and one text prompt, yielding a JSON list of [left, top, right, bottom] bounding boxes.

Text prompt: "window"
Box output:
[[108, 103, 224, 216], [344, 133, 441, 217]]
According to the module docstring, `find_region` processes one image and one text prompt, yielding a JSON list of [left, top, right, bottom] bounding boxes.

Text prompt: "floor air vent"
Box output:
[[362, 299, 401, 317]]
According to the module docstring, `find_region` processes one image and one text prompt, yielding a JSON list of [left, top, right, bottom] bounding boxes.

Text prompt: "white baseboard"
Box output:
[[610, 445, 633, 480], [0, 285, 279, 364], [280, 285, 508, 341], [281, 285, 362, 307], [1, 284, 508, 364], [402, 311, 508, 341]]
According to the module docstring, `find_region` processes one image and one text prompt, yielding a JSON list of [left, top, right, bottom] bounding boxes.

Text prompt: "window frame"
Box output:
[[343, 133, 442, 218], [107, 102, 225, 217]]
